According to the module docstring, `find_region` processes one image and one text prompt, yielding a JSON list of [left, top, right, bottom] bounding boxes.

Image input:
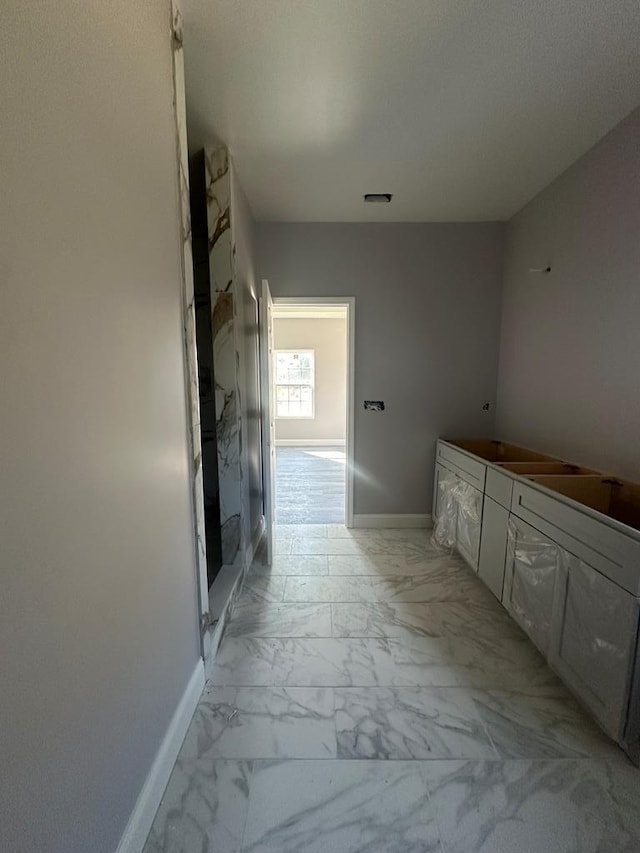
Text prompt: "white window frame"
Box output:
[[274, 349, 315, 419]]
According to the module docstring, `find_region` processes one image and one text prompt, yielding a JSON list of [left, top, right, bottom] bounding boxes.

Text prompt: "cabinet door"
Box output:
[[432, 464, 459, 549], [432, 463, 448, 521], [549, 551, 639, 741], [503, 516, 561, 656], [455, 481, 483, 572], [478, 496, 509, 601]]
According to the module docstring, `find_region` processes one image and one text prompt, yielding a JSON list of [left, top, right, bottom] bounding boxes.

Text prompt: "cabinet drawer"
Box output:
[[485, 467, 514, 509], [436, 442, 486, 492], [511, 481, 640, 595], [550, 551, 639, 741]]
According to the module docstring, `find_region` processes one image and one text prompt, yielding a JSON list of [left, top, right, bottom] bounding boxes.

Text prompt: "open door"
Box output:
[[259, 279, 276, 565]]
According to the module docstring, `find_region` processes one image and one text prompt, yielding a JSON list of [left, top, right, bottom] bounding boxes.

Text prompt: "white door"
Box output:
[[259, 279, 276, 565]]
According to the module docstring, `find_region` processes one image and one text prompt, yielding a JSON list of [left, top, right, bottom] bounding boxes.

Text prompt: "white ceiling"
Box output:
[[183, 0, 640, 222]]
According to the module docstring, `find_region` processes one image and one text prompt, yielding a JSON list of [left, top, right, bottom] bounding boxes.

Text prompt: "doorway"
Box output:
[[259, 289, 355, 562], [272, 302, 349, 524]]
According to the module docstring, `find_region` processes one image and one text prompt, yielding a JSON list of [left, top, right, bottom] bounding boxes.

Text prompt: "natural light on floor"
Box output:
[[302, 450, 347, 464]]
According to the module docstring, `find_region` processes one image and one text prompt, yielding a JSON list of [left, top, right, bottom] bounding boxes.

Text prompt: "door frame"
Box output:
[[259, 280, 276, 564], [271, 296, 355, 528]]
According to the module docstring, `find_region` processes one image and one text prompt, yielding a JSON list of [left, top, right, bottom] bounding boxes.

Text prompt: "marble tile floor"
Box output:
[[144, 524, 640, 853]]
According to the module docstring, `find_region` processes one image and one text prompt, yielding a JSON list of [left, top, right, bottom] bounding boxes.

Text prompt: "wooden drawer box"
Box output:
[[436, 441, 486, 492], [510, 481, 640, 596]]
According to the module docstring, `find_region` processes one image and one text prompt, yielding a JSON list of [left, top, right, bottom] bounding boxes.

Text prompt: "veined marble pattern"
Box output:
[[144, 524, 638, 853], [212, 288, 242, 564], [226, 602, 332, 638], [142, 759, 251, 853], [328, 551, 465, 576], [470, 686, 620, 759], [291, 536, 434, 559], [180, 686, 336, 759], [271, 637, 396, 687], [242, 760, 441, 853], [386, 635, 560, 689], [254, 554, 329, 575], [277, 523, 434, 541], [205, 146, 232, 291], [169, 0, 208, 619], [335, 686, 497, 760], [421, 759, 640, 853], [208, 637, 281, 686], [290, 537, 363, 556], [238, 573, 286, 604], [210, 637, 399, 687], [204, 145, 245, 566], [331, 600, 524, 643], [283, 570, 495, 604], [326, 524, 432, 543]]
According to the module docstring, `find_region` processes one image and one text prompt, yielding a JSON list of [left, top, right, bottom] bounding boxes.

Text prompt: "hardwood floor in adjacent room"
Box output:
[[276, 446, 346, 524]]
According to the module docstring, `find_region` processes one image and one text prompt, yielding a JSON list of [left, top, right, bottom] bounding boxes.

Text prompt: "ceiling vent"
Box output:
[[364, 193, 392, 203]]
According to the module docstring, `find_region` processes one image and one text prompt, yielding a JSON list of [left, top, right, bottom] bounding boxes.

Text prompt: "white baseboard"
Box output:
[[275, 439, 346, 447], [116, 659, 205, 853], [353, 513, 432, 529]]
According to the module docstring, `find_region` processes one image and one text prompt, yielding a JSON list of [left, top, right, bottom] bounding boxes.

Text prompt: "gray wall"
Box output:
[[256, 223, 504, 513], [231, 168, 264, 543], [0, 3, 201, 851], [496, 106, 640, 482]]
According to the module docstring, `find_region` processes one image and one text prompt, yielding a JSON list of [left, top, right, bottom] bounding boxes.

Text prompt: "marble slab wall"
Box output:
[[170, 1, 208, 618], [205, 146, 246, 567]]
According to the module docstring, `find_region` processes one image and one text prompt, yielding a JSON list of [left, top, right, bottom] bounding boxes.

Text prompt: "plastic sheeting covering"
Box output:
[[432, 471, 482, 565], [431, 469, 459, 551], [505, 517, 561, 655], [553, 550, 638, 738], [455, 481, 483, 566]]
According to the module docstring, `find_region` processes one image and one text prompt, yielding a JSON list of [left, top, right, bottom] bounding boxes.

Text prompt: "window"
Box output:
[[275, 350, 315, 418]]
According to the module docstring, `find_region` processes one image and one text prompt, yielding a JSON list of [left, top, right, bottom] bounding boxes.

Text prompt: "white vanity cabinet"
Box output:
[[432, 463, 451, 525], [477, 497, 510, 600], [477, 468, 513, 600], [432, 449, 484, 571], [432, 463, 458, 547], [503, 516, 562, 656], [432, 438, 640, 762], [549, 551, 639, 741], [435, 441, 486, 492], [454, 482, 483, 571]]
